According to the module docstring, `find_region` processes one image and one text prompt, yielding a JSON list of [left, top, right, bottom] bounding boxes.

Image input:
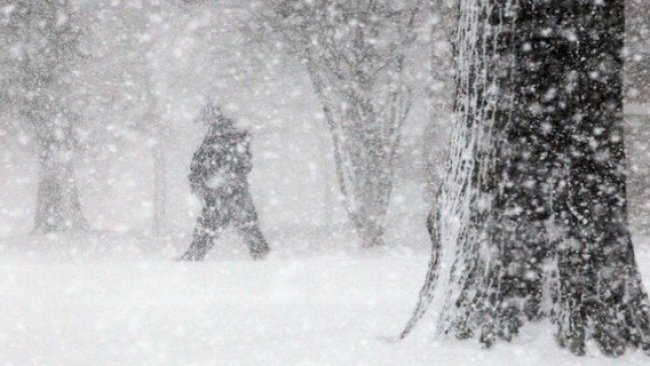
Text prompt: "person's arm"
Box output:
[[188, 147, 208, 196], [237, 133, 253, 175]]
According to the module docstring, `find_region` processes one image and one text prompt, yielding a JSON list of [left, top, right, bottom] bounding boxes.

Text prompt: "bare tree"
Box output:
[[258, 0, 422, 247], [403, 0, 650, 356], [0, 0, 87, 233]]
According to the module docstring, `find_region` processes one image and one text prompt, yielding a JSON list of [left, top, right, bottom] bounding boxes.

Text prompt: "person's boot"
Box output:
[[249, 242, 270, 260], [178, 246, 206, 261]]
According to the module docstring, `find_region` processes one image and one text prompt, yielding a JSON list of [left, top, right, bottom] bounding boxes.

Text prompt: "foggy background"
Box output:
[[0, 0, 647, 242]]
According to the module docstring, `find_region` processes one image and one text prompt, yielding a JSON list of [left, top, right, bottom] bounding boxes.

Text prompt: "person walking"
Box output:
[[180, 103, 270, 261]]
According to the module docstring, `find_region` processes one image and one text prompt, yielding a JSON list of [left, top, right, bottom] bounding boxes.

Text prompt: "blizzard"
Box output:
[[1, 0, 650, 364]]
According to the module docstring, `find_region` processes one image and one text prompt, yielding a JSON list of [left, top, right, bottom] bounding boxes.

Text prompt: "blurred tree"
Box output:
[[0, 0, 87, 233], [258, 0, 422, 247]]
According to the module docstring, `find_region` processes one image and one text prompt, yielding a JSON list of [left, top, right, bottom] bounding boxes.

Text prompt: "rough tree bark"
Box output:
[[403, 0, 650, 356], [550, 0, 650, 355]]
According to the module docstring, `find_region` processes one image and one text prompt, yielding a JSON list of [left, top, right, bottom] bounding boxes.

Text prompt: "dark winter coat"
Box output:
[[189, 119, 253, 202]]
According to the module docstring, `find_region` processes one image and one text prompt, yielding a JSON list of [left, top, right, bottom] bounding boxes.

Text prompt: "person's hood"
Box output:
[[208, 118, 240, 135], [198, 103, 224, 122]]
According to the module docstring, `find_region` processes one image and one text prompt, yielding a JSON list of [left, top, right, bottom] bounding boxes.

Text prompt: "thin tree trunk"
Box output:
[[152, 141, 166, 235], [142, 68, 166, 235]]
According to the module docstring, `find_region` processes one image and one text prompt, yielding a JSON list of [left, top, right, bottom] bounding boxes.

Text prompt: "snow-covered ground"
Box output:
[[0, 231, 649, 366]]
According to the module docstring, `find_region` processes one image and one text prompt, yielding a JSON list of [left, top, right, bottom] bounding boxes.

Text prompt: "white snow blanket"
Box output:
[[0, 232, 649, 365]]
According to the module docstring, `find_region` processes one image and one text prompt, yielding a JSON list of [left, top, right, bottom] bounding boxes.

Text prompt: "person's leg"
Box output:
[[238, 222, 270, 260], [233, 192, 270, 260], [180, 205, 224, 261]]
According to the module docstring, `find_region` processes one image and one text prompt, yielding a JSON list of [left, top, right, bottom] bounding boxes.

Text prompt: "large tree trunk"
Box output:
[[424, 0, 548, 343], [550, 0, 650, 355], [403, 0, 650, 356], [33, 128, 87, 233]]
